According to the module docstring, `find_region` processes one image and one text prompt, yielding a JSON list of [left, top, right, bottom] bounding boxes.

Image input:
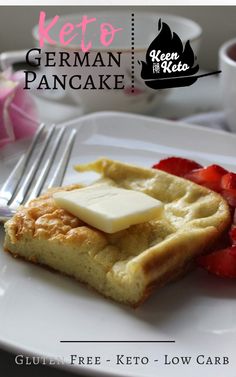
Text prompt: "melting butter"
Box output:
[[53, 184, 163, 234]]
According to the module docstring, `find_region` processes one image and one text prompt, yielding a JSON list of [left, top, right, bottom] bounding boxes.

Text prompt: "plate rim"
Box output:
[[0, 111, 235, 377], [58, 111, 236, 141]]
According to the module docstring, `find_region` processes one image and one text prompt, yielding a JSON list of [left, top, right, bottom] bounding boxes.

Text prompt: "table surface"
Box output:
[[0, 73, 225, 377]]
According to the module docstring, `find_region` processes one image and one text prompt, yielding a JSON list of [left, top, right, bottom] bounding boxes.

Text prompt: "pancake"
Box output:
[[4, 158, 230, 306]]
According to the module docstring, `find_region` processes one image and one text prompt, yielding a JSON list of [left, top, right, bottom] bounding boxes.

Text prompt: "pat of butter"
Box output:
[[53, 184, 163, 233]]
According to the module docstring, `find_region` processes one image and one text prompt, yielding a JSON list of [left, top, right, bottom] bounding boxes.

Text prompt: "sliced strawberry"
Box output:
[[221, 189, 236, 207], [233, 209, 236, 225], [198, 246, 236, 278], [230, 227, 236, 245], [152, 157, 202, 177], [185, 164, 228, 191], [221, 172, 236, 190], [219, 173, 236, 207]]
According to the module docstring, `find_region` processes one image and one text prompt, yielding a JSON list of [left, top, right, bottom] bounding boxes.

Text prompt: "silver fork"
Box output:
[[0, 123, 77, 222]]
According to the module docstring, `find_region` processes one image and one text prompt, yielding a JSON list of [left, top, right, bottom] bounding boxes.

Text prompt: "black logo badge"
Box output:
[[140, 19, 220, 90]]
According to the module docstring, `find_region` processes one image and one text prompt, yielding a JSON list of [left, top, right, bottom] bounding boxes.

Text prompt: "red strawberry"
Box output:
[[221, 189, 236, 207], [198, 246, 236, 278], [230, 227, 236, 245], [220, 173, 236, 207], [185, 164, 228, 191], [152, 157, 202, 178], [233, 209, 236, 225], [221, 172, 236, 190]]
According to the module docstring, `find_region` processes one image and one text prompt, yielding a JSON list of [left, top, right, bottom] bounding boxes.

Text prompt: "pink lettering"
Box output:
[[76, 15, 96, 53], [100, 23, 122, 47], [37, 11, 123, 51], [59, 23, 78, 46], [38, 11, 58, 47]]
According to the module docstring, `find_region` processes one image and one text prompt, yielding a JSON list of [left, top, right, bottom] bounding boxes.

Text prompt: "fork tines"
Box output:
[[0, 124, 77, 209]]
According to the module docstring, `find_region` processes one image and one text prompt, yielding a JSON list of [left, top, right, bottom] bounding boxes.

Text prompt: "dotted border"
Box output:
[[131, 13, 134, 93]]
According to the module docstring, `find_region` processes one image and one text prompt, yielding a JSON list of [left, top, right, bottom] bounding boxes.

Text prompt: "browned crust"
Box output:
[[137, 228, 230, 307], [4, 218, 231, 308], [143, 210, 231, 278], [136, 206, 231, 307], [2, 229, 225, 309], [3, 159, 232, 307]]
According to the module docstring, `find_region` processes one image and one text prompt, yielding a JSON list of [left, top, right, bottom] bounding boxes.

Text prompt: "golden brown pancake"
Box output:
[[4, 158, 230, 306]]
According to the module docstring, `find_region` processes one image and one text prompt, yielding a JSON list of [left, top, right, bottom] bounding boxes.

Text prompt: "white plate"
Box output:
[[0, 112, 236, 377]]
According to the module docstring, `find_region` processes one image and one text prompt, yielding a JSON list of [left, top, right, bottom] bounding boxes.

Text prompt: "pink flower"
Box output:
[[0, 69, 38, 148]]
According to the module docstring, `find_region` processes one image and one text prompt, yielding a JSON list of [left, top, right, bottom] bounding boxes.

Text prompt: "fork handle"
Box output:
[[0, 206, 16, 223]]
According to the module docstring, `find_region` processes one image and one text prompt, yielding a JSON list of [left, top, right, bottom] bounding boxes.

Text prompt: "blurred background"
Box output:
[[0, 6, 235, 70]]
